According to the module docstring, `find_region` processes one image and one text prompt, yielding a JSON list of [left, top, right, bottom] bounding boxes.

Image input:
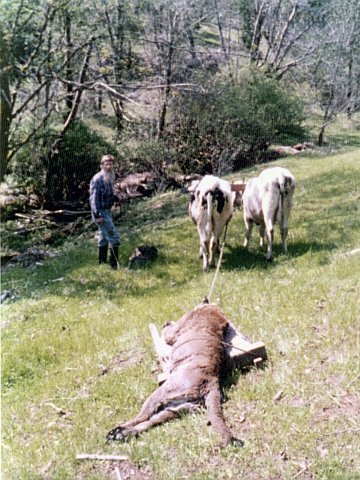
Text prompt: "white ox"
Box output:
[[189, 175, 235, 271], [242, 167, 296, 261]]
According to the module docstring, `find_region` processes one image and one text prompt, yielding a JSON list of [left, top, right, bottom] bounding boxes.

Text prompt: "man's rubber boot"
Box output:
[[109, 246, 119, 269], [98, 245, 108, 264]]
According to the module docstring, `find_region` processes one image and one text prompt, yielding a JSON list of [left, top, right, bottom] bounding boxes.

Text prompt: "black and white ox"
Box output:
[[188, 175, 235, 271], [242, 167, 296, 261]]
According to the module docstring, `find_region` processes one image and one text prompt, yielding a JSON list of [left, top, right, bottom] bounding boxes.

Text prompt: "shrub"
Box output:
[[43, 120, 121, 205], [169, 69, 306, 173]]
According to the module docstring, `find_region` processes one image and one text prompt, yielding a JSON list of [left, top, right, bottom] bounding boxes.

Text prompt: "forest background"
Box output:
[[1, 0, 360, 212], [1, 2, 360, 479]]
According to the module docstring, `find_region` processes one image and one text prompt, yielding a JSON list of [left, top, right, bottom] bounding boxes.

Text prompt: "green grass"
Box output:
[[2, 145, 360, 479]]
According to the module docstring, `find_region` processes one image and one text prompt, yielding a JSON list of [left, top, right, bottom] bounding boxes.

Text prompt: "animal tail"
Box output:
[[278, 174, 295, 225], [205, 190, 213, 236]]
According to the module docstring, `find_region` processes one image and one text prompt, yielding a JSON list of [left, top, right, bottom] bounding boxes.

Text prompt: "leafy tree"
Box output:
[[170, 69, 305, 173]]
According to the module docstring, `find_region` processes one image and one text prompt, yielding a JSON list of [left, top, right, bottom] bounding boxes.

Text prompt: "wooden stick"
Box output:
[[76, 454, 128, 461], [149, 324, 171, 358], [114, 466, 123, 480]]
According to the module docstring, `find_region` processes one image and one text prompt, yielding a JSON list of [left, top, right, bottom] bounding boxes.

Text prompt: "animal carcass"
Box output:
[[107, 303, 243, 447]]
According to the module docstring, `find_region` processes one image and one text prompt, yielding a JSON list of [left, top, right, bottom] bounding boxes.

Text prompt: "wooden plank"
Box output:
[[231, 183, 246, 192]]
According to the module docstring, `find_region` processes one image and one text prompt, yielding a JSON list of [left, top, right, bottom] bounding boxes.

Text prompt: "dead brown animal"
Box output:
[[107, 303, 243, 447]]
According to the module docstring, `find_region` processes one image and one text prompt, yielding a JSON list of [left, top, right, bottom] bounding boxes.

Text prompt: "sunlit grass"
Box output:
[[1, 145, 360, 479]]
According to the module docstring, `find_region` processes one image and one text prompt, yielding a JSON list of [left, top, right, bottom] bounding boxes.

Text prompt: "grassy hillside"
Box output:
[[2, 147, 360, 480]]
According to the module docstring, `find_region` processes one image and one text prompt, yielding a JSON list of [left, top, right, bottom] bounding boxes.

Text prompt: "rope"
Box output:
[[203, 223, 229, 304], [164, 335, 262, 359]]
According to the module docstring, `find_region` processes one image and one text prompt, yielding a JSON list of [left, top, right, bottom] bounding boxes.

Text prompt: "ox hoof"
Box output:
[[106, 426, 127, 442]]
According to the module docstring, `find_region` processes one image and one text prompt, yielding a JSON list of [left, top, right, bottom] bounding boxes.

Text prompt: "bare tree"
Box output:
[[238, 0, 331, 78], [0, 26, 11, 181], [143, 0, 211, 138], [0, 0, 94, 182], [307, 0, 360, 144]]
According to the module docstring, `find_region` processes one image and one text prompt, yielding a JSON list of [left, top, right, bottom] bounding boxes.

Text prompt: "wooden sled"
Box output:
[[149, 321, 267, 385], [230, 182, 246, 193]]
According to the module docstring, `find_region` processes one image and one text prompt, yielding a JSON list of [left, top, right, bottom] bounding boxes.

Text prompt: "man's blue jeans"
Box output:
[[93, 210, 120, 248]]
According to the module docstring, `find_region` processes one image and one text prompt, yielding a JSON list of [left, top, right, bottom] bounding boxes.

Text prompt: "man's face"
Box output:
[[102, 160, 114, 173]]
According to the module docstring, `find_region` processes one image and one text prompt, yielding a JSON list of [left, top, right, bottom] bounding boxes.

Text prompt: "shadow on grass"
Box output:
[[221, 240, 335, 270]]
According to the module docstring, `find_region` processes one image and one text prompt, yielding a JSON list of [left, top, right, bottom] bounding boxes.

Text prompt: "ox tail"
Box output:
[[205, 190, 213, 236], [277, 174, 294, 225], [277, 175, 287, 226]]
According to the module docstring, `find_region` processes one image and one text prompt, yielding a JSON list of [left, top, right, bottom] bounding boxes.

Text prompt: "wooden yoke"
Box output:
[[231, 182, 246, 208], [149, 320, 267, 385]]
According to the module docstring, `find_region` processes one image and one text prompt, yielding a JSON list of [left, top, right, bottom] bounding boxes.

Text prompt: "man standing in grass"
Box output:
[[89, 154, 120, 269]]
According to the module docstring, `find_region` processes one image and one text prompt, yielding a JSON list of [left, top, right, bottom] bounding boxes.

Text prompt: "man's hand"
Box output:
[[96, 217, 104, 224]]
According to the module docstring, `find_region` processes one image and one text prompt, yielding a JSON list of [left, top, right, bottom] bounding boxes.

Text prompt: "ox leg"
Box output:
[[259, 224, 266, 248], [265, 225, 274, 261], [201, 241, 209, 271], [209, 236, 217, 268], [280, 224, 288, 254], [243, 218, 253, 249]]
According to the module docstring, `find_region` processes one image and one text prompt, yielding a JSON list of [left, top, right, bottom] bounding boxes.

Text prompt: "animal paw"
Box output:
[[231, 437, 244, 448], [106, 426, 127, 442]]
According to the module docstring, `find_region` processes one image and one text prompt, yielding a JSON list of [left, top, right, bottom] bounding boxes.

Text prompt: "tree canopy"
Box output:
[[1, 0, 359, 201]]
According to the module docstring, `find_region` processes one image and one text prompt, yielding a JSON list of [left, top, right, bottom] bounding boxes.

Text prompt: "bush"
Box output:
[[169, 69, 306, 173], [44, 121, 121, 205], [7, 121, 122, 206]]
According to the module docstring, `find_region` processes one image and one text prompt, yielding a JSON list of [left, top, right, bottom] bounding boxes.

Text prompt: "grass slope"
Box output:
[[2, 148, 360, 480]]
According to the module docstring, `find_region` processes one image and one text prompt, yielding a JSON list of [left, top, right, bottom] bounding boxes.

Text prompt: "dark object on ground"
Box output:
[[98, 245, 108, 264], [128, 245, 158, 269], [0, 290, 14, 304]]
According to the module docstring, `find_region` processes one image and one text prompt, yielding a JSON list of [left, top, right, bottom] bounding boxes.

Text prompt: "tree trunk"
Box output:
[[347, 53, 353, 117], [64, 11, 74, 117], [43, 39, 94, 206], [318, 125, 325, 146], [158, 42, 174, 139], [0, 27, 11, 182]]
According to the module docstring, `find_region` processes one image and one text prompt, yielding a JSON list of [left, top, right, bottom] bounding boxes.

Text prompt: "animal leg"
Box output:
[[107, 382, 172, 441], [205, 384, 240, 447], [209, 236, 217, 267], [280, 224, 288, 254], [265, 226, 274, 261], [201, 240, 209, 271], [243, 218, 253, 249], [259, 224, 266, 248], [107, 409, 178, 441], [263, 215, 274, 261]]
